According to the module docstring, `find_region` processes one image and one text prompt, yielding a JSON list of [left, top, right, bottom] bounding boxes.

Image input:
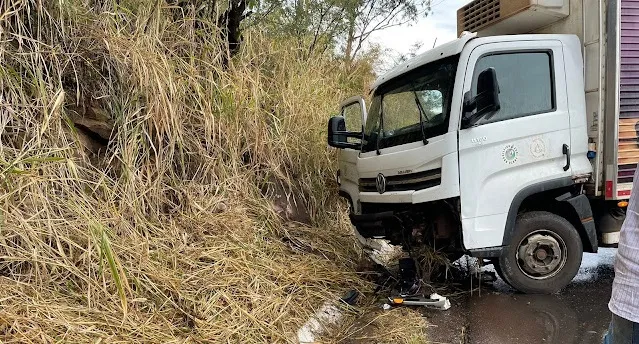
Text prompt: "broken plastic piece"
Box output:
[[429, 293, 451, 310], [388, 293, 451, 310]]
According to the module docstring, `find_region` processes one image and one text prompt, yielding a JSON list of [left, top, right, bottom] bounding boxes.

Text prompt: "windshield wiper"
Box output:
[[413, 91, 429, 145]]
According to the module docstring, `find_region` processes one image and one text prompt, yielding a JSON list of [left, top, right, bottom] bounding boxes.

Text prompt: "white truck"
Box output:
[[328, 0, 639, 293]]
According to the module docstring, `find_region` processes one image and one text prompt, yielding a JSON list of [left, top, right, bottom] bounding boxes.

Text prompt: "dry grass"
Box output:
[[0, 0, 429, 343], [321, 305, 428, 344]]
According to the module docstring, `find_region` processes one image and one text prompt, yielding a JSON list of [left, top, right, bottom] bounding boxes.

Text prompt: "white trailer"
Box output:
[[326, 0, 636, 293]]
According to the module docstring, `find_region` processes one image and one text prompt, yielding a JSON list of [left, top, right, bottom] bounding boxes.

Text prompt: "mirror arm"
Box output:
[[327, 116, 362, 150], [465, 98, 476, 113], [329, 142, 361, 150], [462, 91, 476, 121], [333, 131, 363, 138], [462, 106, 476, 129]]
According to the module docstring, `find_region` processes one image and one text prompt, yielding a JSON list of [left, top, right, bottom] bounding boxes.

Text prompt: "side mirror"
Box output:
[[475, 67, 500, 120], [327, 116, 361, 149], [462, 67, 501, 128]]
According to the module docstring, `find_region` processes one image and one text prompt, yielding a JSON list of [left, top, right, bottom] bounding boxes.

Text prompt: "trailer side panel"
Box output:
[[616, 0, 639, 198]]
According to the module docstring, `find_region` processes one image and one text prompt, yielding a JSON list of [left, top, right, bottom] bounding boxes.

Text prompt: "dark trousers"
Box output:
[[604, 314, 639, 344]]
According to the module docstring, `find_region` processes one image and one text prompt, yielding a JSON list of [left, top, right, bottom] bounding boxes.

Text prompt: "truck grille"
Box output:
[[359, 169, 442, 193]]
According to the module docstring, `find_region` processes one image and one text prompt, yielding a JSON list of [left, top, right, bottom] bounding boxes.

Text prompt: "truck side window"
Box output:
[[471, 52, 554, 125], [342, 103, 363, 133], [342, 102, 363, 143]]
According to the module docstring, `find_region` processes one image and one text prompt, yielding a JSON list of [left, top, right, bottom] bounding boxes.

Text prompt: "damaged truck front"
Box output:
[[328, 17, 627, 293]]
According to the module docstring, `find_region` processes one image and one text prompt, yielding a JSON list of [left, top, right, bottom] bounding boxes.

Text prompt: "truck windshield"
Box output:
[[362, 55, 459, 153]]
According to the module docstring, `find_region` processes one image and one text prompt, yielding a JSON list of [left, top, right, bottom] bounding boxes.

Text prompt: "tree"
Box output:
[[251, 0, 349, 58], [174, 0, 251, 56], [251, 0, 430, 61], [342, 0, 430, 63]]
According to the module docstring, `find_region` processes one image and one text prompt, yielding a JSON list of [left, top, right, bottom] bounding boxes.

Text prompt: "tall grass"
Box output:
[[0, 1, 427, 342]]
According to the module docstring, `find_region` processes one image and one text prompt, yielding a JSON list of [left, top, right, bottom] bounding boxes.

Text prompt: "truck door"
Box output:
[[458, 40, 573, 250], [337, 96, 367, 210]]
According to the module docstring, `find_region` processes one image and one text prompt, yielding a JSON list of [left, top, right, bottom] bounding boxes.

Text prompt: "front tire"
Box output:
[[491, 259, 511, 286], [499, 211, 583, 294]]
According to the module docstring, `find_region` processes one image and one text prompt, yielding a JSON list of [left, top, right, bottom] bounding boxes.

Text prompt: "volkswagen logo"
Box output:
[[376, 173, 387, 194]]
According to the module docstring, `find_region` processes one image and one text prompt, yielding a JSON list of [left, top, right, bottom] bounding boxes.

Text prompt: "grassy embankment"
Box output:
[[0, 1, 427, 342]]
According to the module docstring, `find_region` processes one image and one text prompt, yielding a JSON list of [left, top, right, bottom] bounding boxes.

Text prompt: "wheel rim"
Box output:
[[516, 230, 568, 280]]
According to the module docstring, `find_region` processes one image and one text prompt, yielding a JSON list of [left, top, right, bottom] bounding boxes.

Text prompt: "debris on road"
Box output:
[[296, 290, 359, 343], [297, 300, 343, 343], [387, 293, 451, 310]]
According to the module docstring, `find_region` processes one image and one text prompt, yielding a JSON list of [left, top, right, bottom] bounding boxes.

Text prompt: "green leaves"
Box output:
[[247, 0, 259, 9], [252, 0, 431, 61], [91, 221, 129, 315]]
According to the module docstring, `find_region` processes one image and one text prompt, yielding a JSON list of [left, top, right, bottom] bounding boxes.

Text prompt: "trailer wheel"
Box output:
[[499, 211, 583, 294]]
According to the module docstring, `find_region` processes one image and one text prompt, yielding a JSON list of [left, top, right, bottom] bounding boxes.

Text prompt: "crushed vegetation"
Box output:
[[0, 1, 429, 342]]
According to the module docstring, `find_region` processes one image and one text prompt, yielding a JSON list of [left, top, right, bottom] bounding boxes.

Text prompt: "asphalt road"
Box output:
[[423, 248, 616, 344]]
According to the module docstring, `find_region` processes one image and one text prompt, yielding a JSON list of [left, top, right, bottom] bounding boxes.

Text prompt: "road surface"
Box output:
[[424, 248, 616, 344]]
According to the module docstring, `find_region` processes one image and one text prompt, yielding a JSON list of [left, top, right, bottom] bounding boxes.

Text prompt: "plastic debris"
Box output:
[[296, 290, 358, 343], [429, 293, 451, 310], [297, 301, 343, 343], [387, 293, 451, 310]]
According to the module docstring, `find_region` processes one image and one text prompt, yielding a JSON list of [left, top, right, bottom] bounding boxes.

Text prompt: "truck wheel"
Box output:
[[491, 259, 512, 286], [499, 211, 583, 294]]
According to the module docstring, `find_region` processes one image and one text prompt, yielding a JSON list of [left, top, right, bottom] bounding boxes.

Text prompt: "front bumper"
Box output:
[[349, 211, 397, 238]]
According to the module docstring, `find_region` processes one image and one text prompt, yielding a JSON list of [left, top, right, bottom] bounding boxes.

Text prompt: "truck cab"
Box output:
[[328, 33, 599, 293]]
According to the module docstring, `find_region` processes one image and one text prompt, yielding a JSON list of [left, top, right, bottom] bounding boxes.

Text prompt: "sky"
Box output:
[[370, 0, 471, 68]]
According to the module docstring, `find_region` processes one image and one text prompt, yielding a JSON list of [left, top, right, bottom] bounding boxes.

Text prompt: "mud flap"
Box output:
[[557, 193, 598, 253]]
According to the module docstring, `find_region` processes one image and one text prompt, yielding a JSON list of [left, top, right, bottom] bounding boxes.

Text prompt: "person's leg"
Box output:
[[603, 319, 612, 344], [604, 313, 635, 344], [603, 324, 611, 344]]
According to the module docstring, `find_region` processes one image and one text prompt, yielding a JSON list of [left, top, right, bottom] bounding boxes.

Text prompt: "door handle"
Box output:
[[562, 144, 570, 171]]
